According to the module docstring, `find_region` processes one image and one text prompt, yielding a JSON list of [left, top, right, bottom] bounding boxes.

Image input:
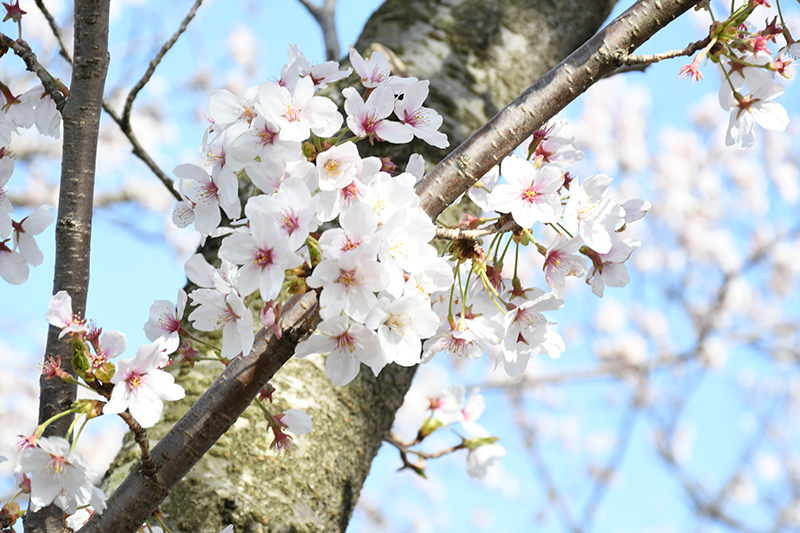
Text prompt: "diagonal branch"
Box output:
[[79, 0, 701, 531], [415, 0, 702, 219], [0, 32, 66, 112], [33, 0, 195, 202], [121, 0, 203, 128]]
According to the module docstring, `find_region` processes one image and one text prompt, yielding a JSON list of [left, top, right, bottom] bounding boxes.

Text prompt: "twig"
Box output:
[[34, 0, 72, 63], [119, 411, 156, 476], [121, 0, 203, 128], [613, 36, 712, 67], [0, 32, 66, 112], [34, 0, 191, 202], [435, 215, 517, 241]]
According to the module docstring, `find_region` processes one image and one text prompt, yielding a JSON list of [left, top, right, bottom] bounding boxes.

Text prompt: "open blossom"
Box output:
[[294, 315, 385, 386], [104, 342, 185, 428], [348, 46, 415, 92], [343, 85, 413, 144], [394, 80, 448, 148], [188, 288, 255, 358], [307, 246, 389, 322], [244, 178, 317, 251], [724, 83, 788, 148], [175, 163, 241, 235], [257, 76, 342, 142], [585, 239, 640, 297], [489, 155, 564, 228], [143, 289, 187, 354], [463, 423, 506, 480], [543, 235, 588, 299], [89, 330, 127, 368], [522, 120, 584, 168], [0, 239, 27, 284], [16, 436, 106, 514], [46, 290, 89, 338], [562, 174, 625, 254], [218, 208, 303, 301], [366, 294, 439, 366]]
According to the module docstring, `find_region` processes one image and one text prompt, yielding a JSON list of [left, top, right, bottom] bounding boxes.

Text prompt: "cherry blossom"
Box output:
[[46, 290, 89, 338], [11, 205, 54, 266], [15, 436, 105, 514], [175, 163, 241, 235], [188, 289, 254, 358], [488, 155, 564, 227], [585, 239, 640, 297], [143, 290, 187, 354], [348, 46, 415, 92], [366, 294, 439, 366], [218, 208, 303, 301], [0, 238, 27, 284], [562, 174, 625, 254], [307, 246, 389, 322], [394, 80, 448, 148], [543, 235, 588, 299], [257, 76, 342, 142], [294, 315, 385, 386], [343, 85, 413, 144], [104, 342, 185, 428]]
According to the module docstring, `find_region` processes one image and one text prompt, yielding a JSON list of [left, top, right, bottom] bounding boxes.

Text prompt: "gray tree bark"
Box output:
[[98, 2, 616, 532], [25, 0, 110, 531]]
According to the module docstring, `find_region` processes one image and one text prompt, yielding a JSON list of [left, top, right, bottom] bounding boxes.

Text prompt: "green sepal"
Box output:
[[463, 436, 500, 450]]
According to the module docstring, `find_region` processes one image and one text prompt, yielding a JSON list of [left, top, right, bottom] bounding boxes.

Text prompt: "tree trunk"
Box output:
[[101, 1, 615, 531]]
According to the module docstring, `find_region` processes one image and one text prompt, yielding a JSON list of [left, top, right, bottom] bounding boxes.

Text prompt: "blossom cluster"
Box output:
[[160, 45, 648, 388], [0, 81, 60, 283], [679, 1, 797, 148]]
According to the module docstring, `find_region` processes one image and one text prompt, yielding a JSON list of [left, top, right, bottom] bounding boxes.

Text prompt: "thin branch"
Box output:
[[121, 0, 203, 128], [435, 215, 517, 241], [102, 103, 182, 201], [118, 412, 156, 476], [34, 0, 72, 63], [34, 0, 188, 202], [613, 35, 712, 67], [0, 32, 66, 112]]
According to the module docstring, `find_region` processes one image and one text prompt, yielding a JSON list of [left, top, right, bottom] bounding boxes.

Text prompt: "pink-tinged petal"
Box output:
[[22, 206, 54, 234]]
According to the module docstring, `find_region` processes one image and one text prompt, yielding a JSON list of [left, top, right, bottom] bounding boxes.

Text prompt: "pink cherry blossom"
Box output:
[[489, 156, 564, 227], [104, 343, 186, 428], [342, 86, 413, 144], [294, 315, 385, 386], [46, 290, 89, 338], [16, 436, 105, 514]]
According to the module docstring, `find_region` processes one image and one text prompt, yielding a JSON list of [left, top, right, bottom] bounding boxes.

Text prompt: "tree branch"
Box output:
[[81, 0, 702, 530], [0, 32, 66, 112], [78, 291, 321, 533], [121, 0, 203, 128], [25, 1, 110, 532], [414, 0, 702, 219]]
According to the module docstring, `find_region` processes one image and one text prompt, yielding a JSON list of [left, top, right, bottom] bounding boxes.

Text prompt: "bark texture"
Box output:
[[25, 1, 110, 532], [100, 0, 619, 531]]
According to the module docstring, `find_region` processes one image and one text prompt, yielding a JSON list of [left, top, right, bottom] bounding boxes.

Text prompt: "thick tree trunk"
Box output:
[[101, 1, 615, 532]]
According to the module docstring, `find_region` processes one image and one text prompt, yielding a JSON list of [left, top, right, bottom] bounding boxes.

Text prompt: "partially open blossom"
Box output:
[[46, 290, 89, 338]]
